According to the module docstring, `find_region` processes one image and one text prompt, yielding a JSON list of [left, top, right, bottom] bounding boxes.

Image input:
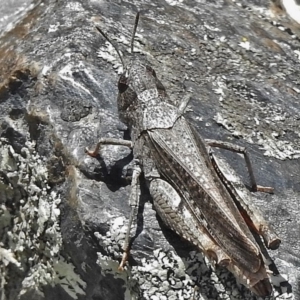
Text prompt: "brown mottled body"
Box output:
[[87, 13, 280, 297]]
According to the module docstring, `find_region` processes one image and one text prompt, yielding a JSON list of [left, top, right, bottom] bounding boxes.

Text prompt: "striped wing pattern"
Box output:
[[147, 116, 261, 273]]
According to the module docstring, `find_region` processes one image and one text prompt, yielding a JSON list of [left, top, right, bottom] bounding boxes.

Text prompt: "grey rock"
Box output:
[[0, 0, 299, 299]]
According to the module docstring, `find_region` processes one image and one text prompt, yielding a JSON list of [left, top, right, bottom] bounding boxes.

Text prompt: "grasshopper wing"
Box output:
[[147, 116, 262, 274]]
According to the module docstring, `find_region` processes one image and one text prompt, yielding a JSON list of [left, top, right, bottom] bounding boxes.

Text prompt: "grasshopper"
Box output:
[[86, 13, 281, 297]]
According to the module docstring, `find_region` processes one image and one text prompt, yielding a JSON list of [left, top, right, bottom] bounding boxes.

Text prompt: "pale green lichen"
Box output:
[[0, 137, 86, 299]]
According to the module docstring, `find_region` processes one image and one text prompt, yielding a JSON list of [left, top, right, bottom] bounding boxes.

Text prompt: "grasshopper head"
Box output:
[[118, 56, 157, 95], [116, 56, 158, 126]]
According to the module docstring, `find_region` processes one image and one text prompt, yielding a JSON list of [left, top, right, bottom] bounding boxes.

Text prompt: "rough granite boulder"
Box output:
[[0, 0, 299, 299]]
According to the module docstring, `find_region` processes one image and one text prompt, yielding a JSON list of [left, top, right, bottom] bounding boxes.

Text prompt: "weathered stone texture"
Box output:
[[0, 0, 299, 299]]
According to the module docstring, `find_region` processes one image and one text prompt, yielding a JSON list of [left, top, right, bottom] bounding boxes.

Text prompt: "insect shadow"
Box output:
[[83, 135, 133, 192]]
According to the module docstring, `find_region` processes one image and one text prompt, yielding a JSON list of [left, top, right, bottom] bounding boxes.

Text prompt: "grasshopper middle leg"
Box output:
[[86, 138, 140, 268], [118, 160, 141, 270]]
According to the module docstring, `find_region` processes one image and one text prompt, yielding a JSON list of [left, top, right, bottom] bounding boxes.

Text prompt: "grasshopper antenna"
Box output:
[[95, 26, 125, 68], [130, 12, 140, 54]]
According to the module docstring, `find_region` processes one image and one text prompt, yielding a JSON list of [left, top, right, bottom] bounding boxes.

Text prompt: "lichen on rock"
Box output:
[[0, 138, 85, 299]]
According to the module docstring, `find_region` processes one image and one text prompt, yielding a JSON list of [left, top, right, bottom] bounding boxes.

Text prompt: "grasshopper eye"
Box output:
[[118, 75, 129, 93]]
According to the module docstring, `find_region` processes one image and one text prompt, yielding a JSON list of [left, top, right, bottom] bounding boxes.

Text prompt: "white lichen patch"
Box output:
[[52, 257, 87, 298], [97, 42, 124, 74], [0, 246, 21, 267], [94, 213, 242, 299], [294, 50, 300, 61], [281, 0, 300, 24], [59, 63, 97, 100], [94, 215, 140, 300], [213, 80, 227, 102], [0, 138, 86, 299], [239, 40, 251, 51], [66, 2, 84, 12], [131, 249, 195, 300], [48, 23, 60, 33], [165, 0, 184, 6], [94, 216, 128, 259]]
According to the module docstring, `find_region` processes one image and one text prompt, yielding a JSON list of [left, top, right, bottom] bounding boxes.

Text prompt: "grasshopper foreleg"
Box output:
[[85, 138, 133, 157], [85, 138, 141, 268]]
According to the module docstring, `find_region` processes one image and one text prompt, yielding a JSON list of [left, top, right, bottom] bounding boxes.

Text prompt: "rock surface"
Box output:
[[0, 0, 299, 299]]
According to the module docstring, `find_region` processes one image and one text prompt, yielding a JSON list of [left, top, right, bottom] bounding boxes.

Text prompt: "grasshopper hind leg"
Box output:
[[205, 139, 281, 250], [148, 177, 273, 297], [148, 177, 231, 267], [205, 139, 274, 194]]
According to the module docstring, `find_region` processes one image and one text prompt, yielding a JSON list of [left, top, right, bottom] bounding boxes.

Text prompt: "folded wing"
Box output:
[[147, 116, 262, 273]]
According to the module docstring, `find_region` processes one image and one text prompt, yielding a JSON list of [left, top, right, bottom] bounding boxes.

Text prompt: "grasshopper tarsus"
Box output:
[[118, 251, 129, 271], [255, 185, 274, 194], [85, 147, 99, 158], [263, 230, 281, 250]]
